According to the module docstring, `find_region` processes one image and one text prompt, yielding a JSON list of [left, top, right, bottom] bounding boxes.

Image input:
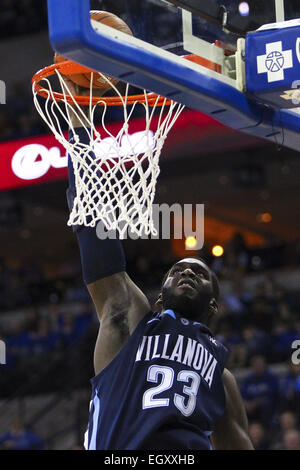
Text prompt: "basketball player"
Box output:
[[65, 80, 253, 451]]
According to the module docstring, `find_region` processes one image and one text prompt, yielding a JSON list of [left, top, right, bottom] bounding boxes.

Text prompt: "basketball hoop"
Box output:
[[32, 61, 184, 239], [32, 60, 185, 238]]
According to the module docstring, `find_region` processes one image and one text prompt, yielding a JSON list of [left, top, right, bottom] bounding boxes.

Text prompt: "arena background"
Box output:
[[0, 0, 299, 450]]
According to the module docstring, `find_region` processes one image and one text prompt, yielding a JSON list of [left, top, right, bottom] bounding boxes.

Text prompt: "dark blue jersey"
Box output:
[[85, 309, 228, 450]]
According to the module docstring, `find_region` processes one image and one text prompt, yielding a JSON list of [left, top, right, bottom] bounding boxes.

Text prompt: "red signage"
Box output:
[[0, 133, 68, 191], [0, 111, 224, 191]]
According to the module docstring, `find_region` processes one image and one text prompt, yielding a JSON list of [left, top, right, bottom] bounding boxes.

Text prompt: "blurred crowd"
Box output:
[[3, 304, 93, 367], [0, 417, 45, 450], [0, 0, 47, 39], [0, 83, 48, 143], [241, 357, 300, 450]]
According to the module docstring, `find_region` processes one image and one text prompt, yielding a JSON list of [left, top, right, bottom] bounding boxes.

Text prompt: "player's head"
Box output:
[[156, 258, 219, 324]]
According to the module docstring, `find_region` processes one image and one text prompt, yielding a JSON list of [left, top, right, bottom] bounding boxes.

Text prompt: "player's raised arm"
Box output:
[[65, 81, 151, 375], [211, 368, 254, 450]]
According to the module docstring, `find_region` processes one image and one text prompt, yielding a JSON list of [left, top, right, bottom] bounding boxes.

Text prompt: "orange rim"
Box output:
[[32, 60, 172, 107], [32, 53, 222, 106]]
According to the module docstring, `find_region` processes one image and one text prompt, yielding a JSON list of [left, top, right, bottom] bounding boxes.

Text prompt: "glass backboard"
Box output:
[[45, 0, 300, 152], [90, 1, 300, 50]]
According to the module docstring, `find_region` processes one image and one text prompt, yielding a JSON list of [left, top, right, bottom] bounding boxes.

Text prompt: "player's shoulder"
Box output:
[[187, 317, 228, 353], [148, 310, 227, 346], [207, 334, 227, 354], [194, 324, 229, 368], [205, 333, 229, 367]]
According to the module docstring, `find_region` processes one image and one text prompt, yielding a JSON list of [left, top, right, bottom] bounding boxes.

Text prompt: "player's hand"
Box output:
[[63, 78, 104, 129], [63, 77, 92, 98], [63, 76, 108, 129]]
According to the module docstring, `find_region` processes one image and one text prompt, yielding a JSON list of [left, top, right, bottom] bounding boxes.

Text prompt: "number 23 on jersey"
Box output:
[[143, 365, 201, 417]]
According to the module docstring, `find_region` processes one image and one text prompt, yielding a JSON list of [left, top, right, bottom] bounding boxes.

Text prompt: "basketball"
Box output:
[[54, 11, 133, 91]]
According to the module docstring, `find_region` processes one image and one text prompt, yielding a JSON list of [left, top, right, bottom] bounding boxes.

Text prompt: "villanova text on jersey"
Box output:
[[86, 310, 228, 450], [135, 333, 218, 388]]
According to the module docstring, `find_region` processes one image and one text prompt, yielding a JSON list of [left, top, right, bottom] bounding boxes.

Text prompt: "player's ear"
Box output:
[[208, 298, 218, 318], [155, 293, 163, 312]]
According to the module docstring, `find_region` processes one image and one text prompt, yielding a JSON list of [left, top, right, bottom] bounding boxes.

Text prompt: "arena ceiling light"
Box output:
[[212, 245, 224, 257]]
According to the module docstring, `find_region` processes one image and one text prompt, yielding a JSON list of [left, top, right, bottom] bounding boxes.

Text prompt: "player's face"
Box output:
[[161, 258, 215, 321]]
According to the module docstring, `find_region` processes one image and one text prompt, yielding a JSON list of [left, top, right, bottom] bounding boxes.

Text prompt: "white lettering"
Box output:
[[135, 336, 147, 362], [292, 340, 300, 365], [145, 336, 153, 361], [169, 335, 184, 362], [182, 338, 197, 366], [193, 343, 205, 371], [161, 334, 171, 360], [0, 340, 6, 365], [0, 80, 6, 104], [151, 335, 161, 360], [201, 349, 214, 377], [204, 358, 217, 387], [135, 333, 219, 385], [12, 144, 52, 180]]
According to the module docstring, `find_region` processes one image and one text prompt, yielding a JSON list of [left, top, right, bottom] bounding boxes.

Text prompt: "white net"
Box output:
[[33, 70, 184, 238]]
